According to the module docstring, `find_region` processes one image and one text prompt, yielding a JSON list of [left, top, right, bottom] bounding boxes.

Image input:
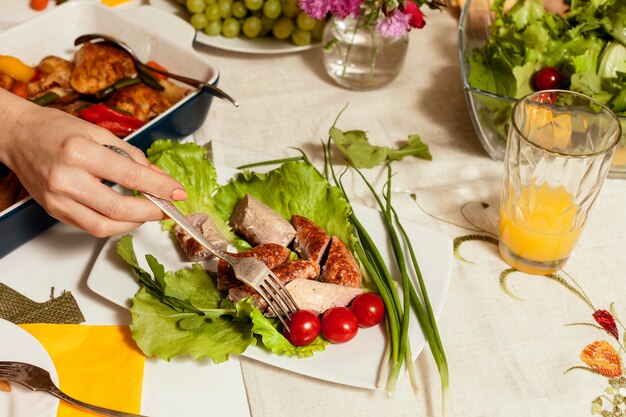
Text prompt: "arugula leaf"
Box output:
[[328, 127, 431, 169]]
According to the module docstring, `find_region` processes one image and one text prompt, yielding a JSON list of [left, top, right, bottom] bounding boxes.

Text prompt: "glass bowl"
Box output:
[[457, 0, 626, 178]]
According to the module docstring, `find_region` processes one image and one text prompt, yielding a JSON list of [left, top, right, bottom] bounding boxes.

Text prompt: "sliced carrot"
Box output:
[[30, 0, 49, 11], [146, 61, 168, 80], [10, 81, 28, 99]]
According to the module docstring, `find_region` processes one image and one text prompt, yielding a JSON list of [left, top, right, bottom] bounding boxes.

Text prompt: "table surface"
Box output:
[[4, 5, 626, 417]]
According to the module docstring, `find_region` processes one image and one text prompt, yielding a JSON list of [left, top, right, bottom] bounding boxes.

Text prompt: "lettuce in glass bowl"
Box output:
[[458, 0, 626, 177]]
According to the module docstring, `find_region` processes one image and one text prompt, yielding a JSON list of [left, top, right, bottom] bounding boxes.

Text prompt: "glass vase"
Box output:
[[322, 16, 409, 90]]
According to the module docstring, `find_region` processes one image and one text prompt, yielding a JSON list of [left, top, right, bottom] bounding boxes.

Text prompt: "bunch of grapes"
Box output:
[[185, 0, 325, 46]]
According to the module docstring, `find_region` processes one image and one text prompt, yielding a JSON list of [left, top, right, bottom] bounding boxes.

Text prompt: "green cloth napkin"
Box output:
[[0, 284, 85, 324]]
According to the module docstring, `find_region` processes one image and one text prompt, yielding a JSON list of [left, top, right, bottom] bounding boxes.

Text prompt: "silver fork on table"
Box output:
[[0, 362, 148, 417], [104, 145, 300, 330]]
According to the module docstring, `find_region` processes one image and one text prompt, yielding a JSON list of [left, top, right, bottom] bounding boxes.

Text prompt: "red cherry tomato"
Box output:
[[321, 307, 359, 344], [350, 293, 385, 328], [534, 66, 563, 91], [283, 310, 320, 347]]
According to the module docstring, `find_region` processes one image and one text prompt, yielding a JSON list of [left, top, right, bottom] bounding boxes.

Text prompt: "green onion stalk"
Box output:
[[322, 134, 449, 412]]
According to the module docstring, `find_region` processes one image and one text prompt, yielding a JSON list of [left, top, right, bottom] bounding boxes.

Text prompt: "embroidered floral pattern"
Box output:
[[593, 310, 619, 340], [580, 340, 622, 378]]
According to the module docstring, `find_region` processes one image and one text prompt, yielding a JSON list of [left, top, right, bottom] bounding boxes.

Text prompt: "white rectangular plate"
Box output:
[[87, 165, 452, 389]]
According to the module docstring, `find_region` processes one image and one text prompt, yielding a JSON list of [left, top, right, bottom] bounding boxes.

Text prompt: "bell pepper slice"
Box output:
[[94, 121, 137, 137], [78, 103, 145, 130]]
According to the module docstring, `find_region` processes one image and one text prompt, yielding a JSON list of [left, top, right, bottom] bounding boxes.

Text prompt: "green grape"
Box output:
[[204, 4, 221, 21], [272, 17, 295, 40], [291, 29, 311, 46], [204, 20, 222, 36], [263, 0, 281, 19], [190, 12, 209, 29], [242, 16, 262, 38], [311, 20, 325, 40], [281, 0, 300, 18], [261, 15, 276, 30], [296, 12, 316, 31], [222, 17, 241, 37], [232, 1, 247, 18], [203, 0, 216, 4], [244, 0, 263, 11], [186, 0, 205, 13], [218, 0, 233, 18]]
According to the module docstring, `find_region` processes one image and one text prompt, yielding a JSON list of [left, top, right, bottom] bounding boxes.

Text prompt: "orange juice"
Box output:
[[499, 183, 583, 274]]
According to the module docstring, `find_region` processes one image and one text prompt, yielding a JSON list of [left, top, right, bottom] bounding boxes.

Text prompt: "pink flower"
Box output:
[[401, 0, 426, 28], [375, 10, 411, 38], [331, 0, 363, 19], [298, 0, 333, 19]]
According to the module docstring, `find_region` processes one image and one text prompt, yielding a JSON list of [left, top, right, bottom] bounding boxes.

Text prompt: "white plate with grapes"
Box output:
[[150, 0, 322, 54]]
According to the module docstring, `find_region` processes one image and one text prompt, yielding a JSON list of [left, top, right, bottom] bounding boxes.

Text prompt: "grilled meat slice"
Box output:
[[216, 243, 291, 291], [227, 259, 320, 311], [283, 279, 363, 315], [291, 215, 331, 265], [174, 213, 229, 262], [70, 42, 136, 95], [106, 83, 170, 122], [230, 194, 296, 247], [27, 56, 73, 97], [321, 236, 362, 288]]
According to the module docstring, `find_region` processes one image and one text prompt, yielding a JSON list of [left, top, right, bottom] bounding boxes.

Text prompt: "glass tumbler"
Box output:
[[498, 90, 622, 275]]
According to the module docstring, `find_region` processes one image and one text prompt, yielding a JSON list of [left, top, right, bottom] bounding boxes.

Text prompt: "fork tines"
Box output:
[[257, 273, 299, 331]]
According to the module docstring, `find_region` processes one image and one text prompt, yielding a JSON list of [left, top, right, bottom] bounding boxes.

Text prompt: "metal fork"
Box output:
[[104, 145, 300, 330], [0, 362, 148, 417]]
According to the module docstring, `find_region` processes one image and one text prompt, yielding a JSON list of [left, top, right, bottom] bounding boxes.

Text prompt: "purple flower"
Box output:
[[376, 10, 411, 38], [331, 0, 363, 19], [298, 0, 333, 19]]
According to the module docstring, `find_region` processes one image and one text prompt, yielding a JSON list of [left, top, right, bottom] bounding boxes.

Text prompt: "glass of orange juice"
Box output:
[[499, 90, 622, 275]]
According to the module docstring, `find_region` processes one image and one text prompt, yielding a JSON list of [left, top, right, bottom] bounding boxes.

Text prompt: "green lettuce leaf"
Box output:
[[213, 161, 357, 252], [145, 140, 235, 241]]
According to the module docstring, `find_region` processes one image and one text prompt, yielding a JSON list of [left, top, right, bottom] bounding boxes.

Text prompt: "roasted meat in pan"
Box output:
[[230, 194, 296, 247], [174, 213, 229, 262], [216, 243, 291, 291], [0, 73, 14, 90], [291, 215, 331, 265], [70, 42, 136, 95], [228, 259, 320, 312], [27, 56, 73, 97], [106, 83, 170, 122], [321, 236, 362, 288]]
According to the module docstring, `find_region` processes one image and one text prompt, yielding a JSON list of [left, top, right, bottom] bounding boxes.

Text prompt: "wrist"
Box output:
[[0, 89, 38, 169]]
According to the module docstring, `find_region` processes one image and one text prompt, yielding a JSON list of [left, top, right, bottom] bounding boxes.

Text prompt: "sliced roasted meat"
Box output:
[[174, 213, 229, 262], [216, 243, 291, 291], [283, 279, 363, 315], [321, 236, 361, 288], [227, 259, 320, 311], [291, 215, 331, 265], [70, 42, 136, 95], [106, 83, 170, 122], [27, 56, 73, 97], [230, 194, 295, 247]]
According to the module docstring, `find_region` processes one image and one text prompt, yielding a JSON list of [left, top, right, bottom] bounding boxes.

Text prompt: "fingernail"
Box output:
[[171, 189, 188, 201], [150, 164, 166, 174]]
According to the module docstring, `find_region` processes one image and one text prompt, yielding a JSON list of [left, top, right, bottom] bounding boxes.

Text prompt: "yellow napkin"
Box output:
[[20, 324, 145, 417]]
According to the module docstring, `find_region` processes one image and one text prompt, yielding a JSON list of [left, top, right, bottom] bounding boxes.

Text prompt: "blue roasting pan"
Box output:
[[0, 2, 221, 258]]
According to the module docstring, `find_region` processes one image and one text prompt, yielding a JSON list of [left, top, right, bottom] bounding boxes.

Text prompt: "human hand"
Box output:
[[0, 89, 188, 237]]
